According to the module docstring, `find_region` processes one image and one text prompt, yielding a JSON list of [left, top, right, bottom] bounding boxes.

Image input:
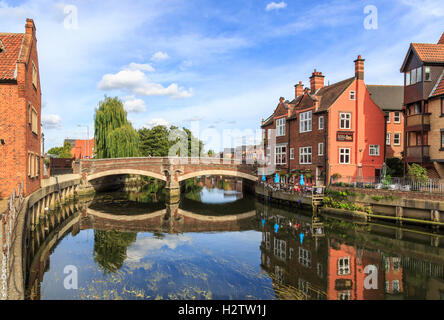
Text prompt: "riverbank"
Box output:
[[255, 184, 444, 228]]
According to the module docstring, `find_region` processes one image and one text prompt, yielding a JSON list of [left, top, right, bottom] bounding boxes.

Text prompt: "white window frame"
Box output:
[[318, 116, 324, 130], [425, 66, 431, 81], [387, 112, 391, 123], [411, 68, 417, 85], [318, 142, 324, 156], [298, 247, 312, 268], [386, 132, 391, 145], [299, 146, 312, 164], [338, 291, 351, 300], [290, 148, 294, 160], [416, 66, 422, 83], [394, 111, 401, 123], [275, 145, 287, 165], [32, 61, 37, 89], [338, 257, 350, 275], [300, 111, 312, 133], [276, 118, 286, 137], [369, 144, 380, 156], [394, 133, 401, 146], [392, 280, 400, 293], [349, 90, 356, 100], [406, 71, 411, 85], [339, 148, 350, 164], [339, 112, 351, 130]]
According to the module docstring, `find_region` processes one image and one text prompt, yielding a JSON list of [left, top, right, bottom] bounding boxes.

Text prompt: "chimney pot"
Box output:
[[295, 82, 304, 98], [354, 55, 365, 80], [310, 69, 325, 94]]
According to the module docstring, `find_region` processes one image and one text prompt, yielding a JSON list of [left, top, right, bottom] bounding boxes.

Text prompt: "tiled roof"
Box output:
[[366, 85, 404, 111], [316, 77, 355, 112], [411, 43, 444, 63], [0, 33, 24, 80], [430, 71, 444, 97]]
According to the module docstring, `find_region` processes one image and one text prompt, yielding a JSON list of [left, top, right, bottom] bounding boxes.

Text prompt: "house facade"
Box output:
[[0, 19, 42, 198], [65, 138, 95, 160], [400, 32, 444, 179], [261, 56, 386, 185]]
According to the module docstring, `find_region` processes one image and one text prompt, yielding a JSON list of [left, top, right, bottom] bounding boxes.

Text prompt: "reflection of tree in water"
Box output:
[[94, 230, 137, 273], [183, 178, 203, 202], [128, 176, 166, 203]]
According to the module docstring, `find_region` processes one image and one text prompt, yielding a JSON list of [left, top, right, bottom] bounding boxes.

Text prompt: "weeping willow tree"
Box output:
[[94, 96, 140, 158]]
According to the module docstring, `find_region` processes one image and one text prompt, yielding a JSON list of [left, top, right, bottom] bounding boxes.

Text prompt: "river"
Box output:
[[24, 177, 444, 300]]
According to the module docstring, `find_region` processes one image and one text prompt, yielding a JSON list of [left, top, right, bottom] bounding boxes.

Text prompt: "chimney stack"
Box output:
[[309, 69, 324, 94], [295, 81, 304, 98], [25, 18, 36, 37], [438, 32, 444, 45], [354, 55, 365, 80]]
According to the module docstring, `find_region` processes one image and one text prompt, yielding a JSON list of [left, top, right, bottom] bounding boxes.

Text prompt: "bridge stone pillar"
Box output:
[[163, 161, 183, 204]]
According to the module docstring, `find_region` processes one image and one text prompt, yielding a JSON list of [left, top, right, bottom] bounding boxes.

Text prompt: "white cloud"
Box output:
[[42, 114, 62, 129], [123, 96, 146, 113], [143, 118, 171, 128], [127, 62, 155, 72], [98, 67, 193, 99], [266, 2, 287, 11], [151, 51, 169, 61], [126, 234, 192, 262]]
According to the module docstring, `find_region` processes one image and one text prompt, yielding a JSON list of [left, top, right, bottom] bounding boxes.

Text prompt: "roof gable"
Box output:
[[430, 70, 444, 98], [0, 33, 24, 80], [316, 77, 355, 112]]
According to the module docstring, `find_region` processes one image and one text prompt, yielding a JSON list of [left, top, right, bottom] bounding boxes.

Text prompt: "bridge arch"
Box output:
[[178, 170, 258, 182], [86, 169, 167, 182]]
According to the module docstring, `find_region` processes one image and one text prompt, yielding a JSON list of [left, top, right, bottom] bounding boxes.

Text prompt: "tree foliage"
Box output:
[[407, 163, 428, 182], [386, 157, 404, 177], [47, 141, 72, 158], [94, 96, 139, 158]]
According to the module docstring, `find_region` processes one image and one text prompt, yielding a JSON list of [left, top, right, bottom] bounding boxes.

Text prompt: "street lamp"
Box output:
[[77, 124, 90, 159]]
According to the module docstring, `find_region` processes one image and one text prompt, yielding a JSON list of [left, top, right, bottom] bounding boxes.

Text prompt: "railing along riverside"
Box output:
[[0, 181, 24, 300], [330, 176, 444, 193]]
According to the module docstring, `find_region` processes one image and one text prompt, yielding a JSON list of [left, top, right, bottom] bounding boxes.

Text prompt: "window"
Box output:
[[416, 66, 422, 83], [338, 257, 350, 275], [441, 98, 444, 115], [414, 103, 421, 114], [339, 112, 351, 129], [28, 104, 32, 125], [369, 144, 380, 156], [441, 131, 444, 149], [318, 116, 324, 130], [31, 107, 38, 134], [276, 118, 286, 137], [392, 257, 400, 271], [267, 128, 271, 139], [290, 148, 294, 160], [32, 61, 37, 89], [394, 111, 401, 123], [318, 142, 324, 156], [349, 91, 356, 100], [425, 66, 431, 81], [392, 280, 400, 293], [299, 247, 312, 268], [276, 145, 287, 165], [300, 111, 312, 133], [317, 263, 323, 278], [36, 156, 40, 177], [387, 113, 391, 123], [339, 148, 350, 164], [411, 68, 416, 85], [386, 132, 391, 145], [385, 281, 390, 293], [299, 146, 312, 164], [405, 71, 410, 85], [394, 133, 401, 146], [338, 291, 351, 300], [274, 238, 286, 260]]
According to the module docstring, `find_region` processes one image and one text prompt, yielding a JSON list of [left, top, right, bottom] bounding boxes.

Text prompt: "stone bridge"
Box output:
[[75, 157, 258, 202]]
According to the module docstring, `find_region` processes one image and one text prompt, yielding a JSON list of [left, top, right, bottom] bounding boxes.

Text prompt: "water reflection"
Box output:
[[24, 177, 444, 300]]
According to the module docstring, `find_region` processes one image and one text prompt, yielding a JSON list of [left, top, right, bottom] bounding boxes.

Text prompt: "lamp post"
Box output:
[[77, 124, 90, 159]]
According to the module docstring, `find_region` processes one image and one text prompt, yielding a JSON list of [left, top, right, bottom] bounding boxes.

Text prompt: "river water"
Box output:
[[25, 177, 444, 300]]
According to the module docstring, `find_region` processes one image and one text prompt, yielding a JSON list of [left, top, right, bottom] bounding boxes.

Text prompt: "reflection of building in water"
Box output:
[[260, 219, 329, 300], [199, 176, 244, 200], [383, 255, 403, 297], [327, 239, 384, 300]]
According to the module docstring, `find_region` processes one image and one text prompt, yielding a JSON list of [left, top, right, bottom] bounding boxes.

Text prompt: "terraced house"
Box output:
[[261, 56, 392, 186], [400, 32, 444, 179], [0, 19, 42, 198]]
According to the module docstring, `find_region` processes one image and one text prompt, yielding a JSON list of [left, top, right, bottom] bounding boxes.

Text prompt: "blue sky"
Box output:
[[0, 0, 443, 151]]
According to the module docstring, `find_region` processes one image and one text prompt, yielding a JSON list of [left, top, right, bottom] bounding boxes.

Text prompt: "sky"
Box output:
[[0, 0, 443, 152]]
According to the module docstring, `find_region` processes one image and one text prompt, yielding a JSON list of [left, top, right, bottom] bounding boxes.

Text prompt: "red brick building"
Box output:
[[0, 19, 42, 198], [261, 56, 388, 185], [65, 138, 95, 160]]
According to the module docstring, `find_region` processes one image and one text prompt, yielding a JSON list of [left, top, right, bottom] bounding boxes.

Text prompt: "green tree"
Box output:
[[407, 163, 428, 182], [93, 230, 137, 274], [47, 141, 72, 158], [386, 158, 404, 177], [94, 96, 140, 158], [138, 125, 171, 157]]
